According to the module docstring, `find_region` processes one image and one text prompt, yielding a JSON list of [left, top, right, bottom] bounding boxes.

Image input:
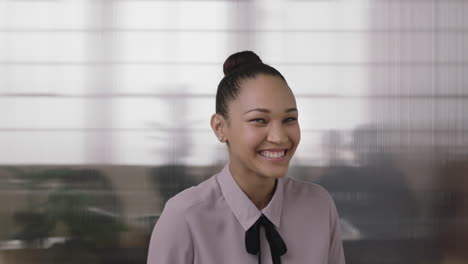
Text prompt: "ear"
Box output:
[[210, 113, 228, 143]]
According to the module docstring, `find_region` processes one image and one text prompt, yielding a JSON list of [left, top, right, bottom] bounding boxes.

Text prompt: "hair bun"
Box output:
[[223, 50, 263, 76]]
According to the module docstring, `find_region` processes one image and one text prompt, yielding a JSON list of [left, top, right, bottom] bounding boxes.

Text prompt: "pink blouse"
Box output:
[[147, 163, 345, 264]]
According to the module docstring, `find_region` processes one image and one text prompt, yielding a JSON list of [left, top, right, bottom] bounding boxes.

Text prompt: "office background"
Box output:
[[1, 0, 467, 263]]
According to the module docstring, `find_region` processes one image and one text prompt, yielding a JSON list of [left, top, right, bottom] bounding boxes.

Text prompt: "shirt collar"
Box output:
[[217, 162, 284, 231]]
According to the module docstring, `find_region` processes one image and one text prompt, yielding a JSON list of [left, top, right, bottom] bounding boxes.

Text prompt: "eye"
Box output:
[[250, 118, 267, 124], [284, 117, 297, 123]]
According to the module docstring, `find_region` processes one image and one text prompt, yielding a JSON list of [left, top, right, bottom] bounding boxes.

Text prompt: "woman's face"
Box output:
[[221, 74, 301, 180]]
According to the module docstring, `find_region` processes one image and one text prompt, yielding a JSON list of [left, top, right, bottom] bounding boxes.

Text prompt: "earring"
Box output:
[[219, 137, 224, 142]]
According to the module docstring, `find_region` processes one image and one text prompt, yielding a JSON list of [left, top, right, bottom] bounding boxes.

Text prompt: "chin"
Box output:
[[260, 165, 289, 179]]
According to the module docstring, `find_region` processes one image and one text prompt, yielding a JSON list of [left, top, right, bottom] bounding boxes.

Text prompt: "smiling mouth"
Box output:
[[258, 149, 289, 159]]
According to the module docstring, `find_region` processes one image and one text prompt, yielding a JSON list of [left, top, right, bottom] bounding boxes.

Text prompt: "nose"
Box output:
[[266, 122, 288, 145]]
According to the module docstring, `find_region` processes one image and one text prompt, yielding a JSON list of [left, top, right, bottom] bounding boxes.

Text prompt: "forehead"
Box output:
[[233, 74, 296, 112]]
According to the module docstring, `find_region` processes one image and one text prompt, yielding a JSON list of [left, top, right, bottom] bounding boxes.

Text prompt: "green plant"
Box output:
[[13, 168, 126, 264]]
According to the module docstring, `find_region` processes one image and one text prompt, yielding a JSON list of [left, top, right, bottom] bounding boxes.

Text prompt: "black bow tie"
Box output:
[[245, 214, 287, 264]]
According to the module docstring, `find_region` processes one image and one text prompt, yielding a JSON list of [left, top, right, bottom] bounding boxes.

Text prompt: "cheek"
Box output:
[[289, 125, 301, 145], [237, 126, 266, 148]]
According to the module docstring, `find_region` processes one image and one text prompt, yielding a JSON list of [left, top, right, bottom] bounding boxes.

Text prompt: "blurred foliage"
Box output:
[[150, 164, 219, 206], [12, 168, 126, 264], [150, 165, 196, 205]]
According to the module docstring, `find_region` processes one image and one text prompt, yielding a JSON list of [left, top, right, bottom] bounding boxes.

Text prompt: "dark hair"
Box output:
[[216, 51, 287, 118]]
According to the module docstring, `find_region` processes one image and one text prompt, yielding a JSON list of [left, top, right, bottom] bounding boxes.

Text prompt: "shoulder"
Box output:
[[162, 174, 222, 217], [282, 177, 341, 222], [282, 176, 334, 203]]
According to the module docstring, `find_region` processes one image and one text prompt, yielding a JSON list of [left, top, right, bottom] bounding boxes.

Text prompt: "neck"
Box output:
[[229, 162, 277, 210]]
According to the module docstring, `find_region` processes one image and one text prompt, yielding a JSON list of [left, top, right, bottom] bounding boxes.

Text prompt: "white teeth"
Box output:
[[260, 150, 285, 158]]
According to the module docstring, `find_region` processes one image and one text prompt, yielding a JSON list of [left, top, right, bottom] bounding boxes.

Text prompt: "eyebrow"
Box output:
[[243, 107, 298, 115]]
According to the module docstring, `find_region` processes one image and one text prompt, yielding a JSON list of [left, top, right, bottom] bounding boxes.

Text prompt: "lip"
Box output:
[[257, 148, 289, 162]]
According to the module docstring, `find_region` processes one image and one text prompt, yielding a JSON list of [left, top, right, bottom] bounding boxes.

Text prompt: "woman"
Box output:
[[147, 51, 345, 264]]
